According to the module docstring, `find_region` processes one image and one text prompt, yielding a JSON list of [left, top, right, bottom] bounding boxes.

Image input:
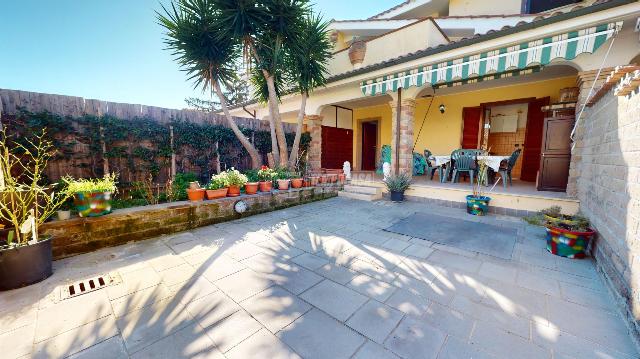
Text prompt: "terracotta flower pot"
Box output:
[[205, 188, 228, 200], [338, 174, 346, 183], [227, 185, 241, 197], [259, 181, 273, 192], [245, 182, 259, 195], [186, 188, 205, 202], [277, 179, 290, 190], [329, 174, 338, 183], [302, 179, 311, 187], [309, 176, 319, 186], [291, 178, 303, 189]]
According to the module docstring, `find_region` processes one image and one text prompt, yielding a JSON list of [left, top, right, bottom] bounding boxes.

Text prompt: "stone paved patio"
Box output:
[[1, 197, 638, 358]]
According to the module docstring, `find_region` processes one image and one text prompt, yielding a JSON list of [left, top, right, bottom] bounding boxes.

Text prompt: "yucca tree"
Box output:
[[158, 0, 262, 168], [287, 14, 331, 169], [214, 0, 310, 167]]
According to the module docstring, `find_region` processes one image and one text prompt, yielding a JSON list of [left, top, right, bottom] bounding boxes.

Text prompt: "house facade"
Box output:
[[231, 0, 640, 343]]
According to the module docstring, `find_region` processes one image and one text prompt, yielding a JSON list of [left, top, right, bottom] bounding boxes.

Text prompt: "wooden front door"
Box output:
[[537, 116, 574, 191], [461, 107, 482, 149], [520, 97, 550, 182], [361, 122, 377, 171], [321, 126, 353, 169]]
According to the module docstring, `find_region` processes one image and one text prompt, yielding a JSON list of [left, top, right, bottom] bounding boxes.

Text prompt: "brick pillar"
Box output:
[[390, 97, 415, 178], [567, 69, 613, 197], [306, 115, 323, 173]]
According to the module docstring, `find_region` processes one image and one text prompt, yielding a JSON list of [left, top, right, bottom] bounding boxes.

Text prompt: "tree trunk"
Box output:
[[267, 114, 280, 167], [214, 81, 262, 169], [264, 74, 289, 166], [288, 93, 308, 170]]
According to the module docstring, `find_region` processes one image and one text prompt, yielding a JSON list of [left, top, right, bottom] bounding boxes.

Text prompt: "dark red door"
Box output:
[[461, 107, 481, 149], [520, 97, 550, 182], [361, 122, 377, 171], [537, 116, 574, 191], [321, 126, 353, 169]]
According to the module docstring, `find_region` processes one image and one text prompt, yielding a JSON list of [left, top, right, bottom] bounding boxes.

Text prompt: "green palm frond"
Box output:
[[157, 0, 238, 92], [287, 13, 332, 95]]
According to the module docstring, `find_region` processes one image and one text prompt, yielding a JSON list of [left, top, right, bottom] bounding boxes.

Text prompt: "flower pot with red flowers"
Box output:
[[205, 174, 228, 199], [257, 166, 276, 192], [222, 168, 247, 197]]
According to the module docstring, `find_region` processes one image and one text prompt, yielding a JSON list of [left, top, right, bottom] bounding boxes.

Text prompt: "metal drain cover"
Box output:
[[59, 272, 122, 300]]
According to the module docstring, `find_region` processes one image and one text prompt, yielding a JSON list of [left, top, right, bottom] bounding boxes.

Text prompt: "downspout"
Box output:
[[395, 87, 402, 174]]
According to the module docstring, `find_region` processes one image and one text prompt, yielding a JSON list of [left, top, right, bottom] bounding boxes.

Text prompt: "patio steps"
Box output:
[[338, 184, 383, 201]]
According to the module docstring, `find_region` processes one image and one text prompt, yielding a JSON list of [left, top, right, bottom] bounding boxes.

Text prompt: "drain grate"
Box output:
[[59, 272, 121, 300]]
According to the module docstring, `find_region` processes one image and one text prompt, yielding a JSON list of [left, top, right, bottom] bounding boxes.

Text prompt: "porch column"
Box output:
[[306, 115, 323, 173], [389, 96, 416, 178]]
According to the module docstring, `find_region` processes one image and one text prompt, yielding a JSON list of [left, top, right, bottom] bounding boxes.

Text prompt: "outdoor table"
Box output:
[[429, 155, 509, 182]]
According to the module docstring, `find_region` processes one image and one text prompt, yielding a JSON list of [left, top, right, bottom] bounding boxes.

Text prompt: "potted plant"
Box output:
[[542, 206, 580, 227], [466, 159, 491, 216], [63, 173, 118, 217], [384, 172, 411, 202], [205, 174, 228, 199], [0, 130, 71, 290], [244, 170, 259, 195], [184, 181, 205, 201], [275, 169, 291, 190], [543, 210, 595, 259], [257, 166, 275, 192], [224, 168, 248, 197], [56, 196, 73, 221], [291, 172, 303, 189]]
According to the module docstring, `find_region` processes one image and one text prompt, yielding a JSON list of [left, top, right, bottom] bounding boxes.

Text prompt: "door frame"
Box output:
[[355, 118, 381, 171]]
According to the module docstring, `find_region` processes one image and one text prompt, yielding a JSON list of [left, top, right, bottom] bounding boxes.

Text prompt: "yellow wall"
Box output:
[[351, 76, 577, 169]]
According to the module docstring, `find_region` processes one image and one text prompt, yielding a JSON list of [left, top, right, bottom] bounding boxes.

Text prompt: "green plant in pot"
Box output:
[[244, 169, 260, 195], [62, 173, 118, 217], [384, 172, 411, 202], [275, 168, 291, 190], [0, 130, 72, 290], [541, 207, 595, 259], [223, 168, 247, 197], [257, 166, 276, 192], [466, 159, 491, 216], [205, 174, 228, 200]]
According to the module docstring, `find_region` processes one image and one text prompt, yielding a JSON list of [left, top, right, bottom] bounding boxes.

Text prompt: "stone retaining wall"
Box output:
[[42, 186, 339, 259]]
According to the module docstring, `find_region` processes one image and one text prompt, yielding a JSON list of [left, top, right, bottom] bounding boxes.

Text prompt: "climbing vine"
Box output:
[[5, 108, 310, 185]]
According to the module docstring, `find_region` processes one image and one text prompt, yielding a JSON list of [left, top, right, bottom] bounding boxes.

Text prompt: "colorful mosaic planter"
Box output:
[[545, 226, 596, 259], [466, 195, 490, 216], [73, 191, 112, 218]]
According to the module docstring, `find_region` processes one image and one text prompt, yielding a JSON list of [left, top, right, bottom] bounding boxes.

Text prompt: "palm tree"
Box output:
[[214, 0, 310, 167], [287, 14, 331, 169], [157, 0, 262, 169]]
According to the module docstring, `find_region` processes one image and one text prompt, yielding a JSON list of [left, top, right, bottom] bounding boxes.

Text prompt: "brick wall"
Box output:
[[570, 85, 640, 343], [41, 186, 340, 259]]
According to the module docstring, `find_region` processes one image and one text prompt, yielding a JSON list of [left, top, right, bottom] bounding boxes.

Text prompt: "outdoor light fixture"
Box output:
[[439, 104, 446, 114]]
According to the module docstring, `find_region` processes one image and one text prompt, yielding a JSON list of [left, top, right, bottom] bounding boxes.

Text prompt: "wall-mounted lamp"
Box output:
[[439, 104, 446, 114]]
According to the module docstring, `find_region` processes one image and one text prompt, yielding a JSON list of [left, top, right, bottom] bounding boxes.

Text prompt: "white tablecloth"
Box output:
[[429, 155, 509, 172]]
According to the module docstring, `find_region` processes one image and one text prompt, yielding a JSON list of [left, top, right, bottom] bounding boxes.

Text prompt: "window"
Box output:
[[524, 0, 581, 14]]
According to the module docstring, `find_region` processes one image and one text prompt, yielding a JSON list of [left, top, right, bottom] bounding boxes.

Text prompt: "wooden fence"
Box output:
[[0, 88, 296, 184]]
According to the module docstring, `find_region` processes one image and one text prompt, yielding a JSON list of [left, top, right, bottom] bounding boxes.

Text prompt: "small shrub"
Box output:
[[222, 168, 248, 187], [62, 173, 118, 195], [383, 173, 411, 193], [244, 169, 260, 183], [172, 172, 198, 201]]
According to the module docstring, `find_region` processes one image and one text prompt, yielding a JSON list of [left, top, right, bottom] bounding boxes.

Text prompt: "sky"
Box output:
[[0, 0, 398, 109]]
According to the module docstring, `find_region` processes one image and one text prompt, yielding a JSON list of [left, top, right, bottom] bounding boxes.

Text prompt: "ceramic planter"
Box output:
[[338, 174, 346, 184], [0, 237, 53, 291], [390, 191, 405, 202], [73, 191, 112, 217], [545, 226, 596, 259], [328, 174, 338, 183], [227, 185, 241, 197], [245, 182, 259, 195], [302, 179, 311, 187], [57, 210, 71, 221], [309, 176, 319, 186], [291, 178, 303, 189], [259, 181, 273, 192], [205, 188, 228, 200], [186, 188, 205, 202], [466, 195, 491, 216], [277, 179, 290, 190]]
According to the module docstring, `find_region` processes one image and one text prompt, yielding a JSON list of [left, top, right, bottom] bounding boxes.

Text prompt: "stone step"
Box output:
[[342, 184, 382, 196], [338, 190, 383, 201]]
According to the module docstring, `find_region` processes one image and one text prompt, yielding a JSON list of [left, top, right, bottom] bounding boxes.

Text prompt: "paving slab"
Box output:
[[384, 315, 447, 359], [299, 279, 368, 321], [346, 300, 404, 343], [241, 286, 312, 333]]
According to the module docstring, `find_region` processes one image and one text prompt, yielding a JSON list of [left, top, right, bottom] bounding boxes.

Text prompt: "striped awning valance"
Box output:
[[360, 22, 622, 96]]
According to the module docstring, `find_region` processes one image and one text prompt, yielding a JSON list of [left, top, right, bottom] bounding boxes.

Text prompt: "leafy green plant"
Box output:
[[274, 167, 291, 181], [62, 173, 118, 195], [172, 172, 198, 201], [541, 206, 562, 218], [206, 174, 227, 190], [383, 173, 411, 193], [244, 169, 260, 183], [222, 168, 248, 187]]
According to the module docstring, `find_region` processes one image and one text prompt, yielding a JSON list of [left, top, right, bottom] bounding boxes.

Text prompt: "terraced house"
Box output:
[[231, 0, 640, 344]]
